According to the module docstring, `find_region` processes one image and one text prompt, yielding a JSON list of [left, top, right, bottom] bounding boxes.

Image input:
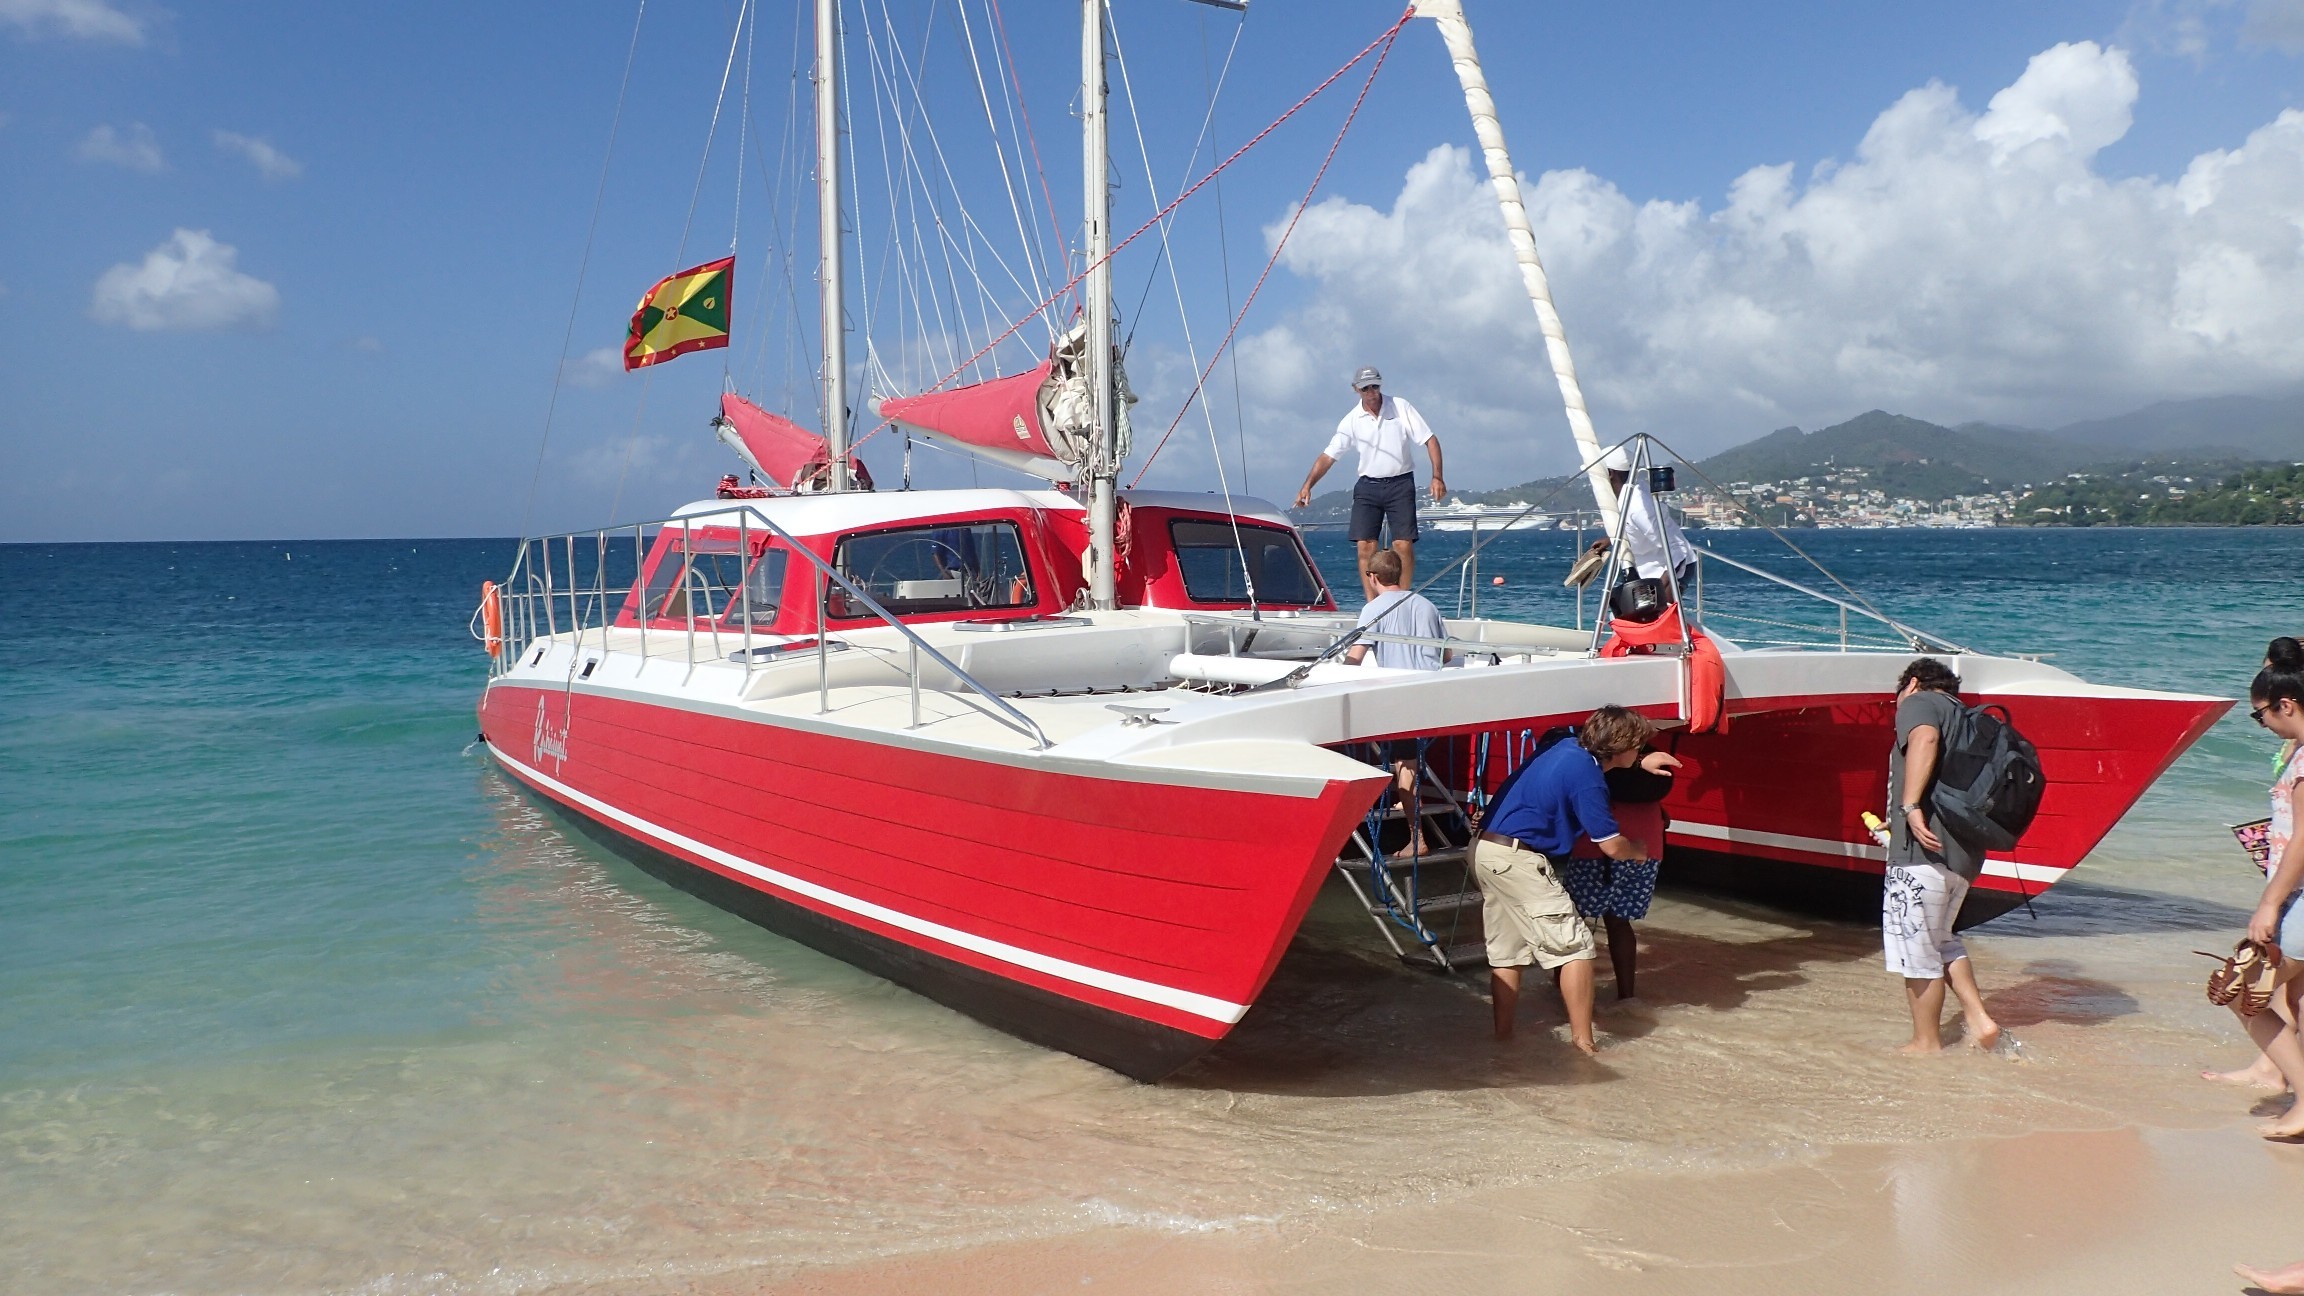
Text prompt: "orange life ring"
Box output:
[[481, 580, 504, 658]]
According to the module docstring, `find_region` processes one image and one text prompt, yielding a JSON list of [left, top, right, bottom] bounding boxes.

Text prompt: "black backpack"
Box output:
[[1929, 701, 2046, 852]]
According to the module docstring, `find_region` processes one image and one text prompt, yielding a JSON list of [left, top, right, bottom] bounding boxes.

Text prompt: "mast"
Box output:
[[816, 0, 851, 492], [1083, 0, 1118, 608], [1412, 0, 1614, 526]]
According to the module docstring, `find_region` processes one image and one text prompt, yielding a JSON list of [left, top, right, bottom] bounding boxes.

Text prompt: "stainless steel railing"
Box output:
[[483, 505, 1051, 750]]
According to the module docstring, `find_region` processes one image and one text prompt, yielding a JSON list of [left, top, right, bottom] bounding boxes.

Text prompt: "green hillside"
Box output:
[[2012, 462, 2304, 526], [1691, 410, 2092, 497]]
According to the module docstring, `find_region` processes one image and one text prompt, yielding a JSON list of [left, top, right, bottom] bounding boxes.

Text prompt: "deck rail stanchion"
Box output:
[[599, 531, 612, 657], [683, 518, 697, 682], [634, 524, 648, 666], [1574, 514, 1585, 630], [738, 513, 753, 683], [909, 638, 921, 730], [540, 538, 559, 639], [817, 568, 830, 715], [565, 535, 579, 652]]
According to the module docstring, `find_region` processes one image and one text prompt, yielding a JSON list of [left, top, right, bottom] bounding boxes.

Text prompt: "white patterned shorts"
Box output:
[[1883, 862, 1970, 979]]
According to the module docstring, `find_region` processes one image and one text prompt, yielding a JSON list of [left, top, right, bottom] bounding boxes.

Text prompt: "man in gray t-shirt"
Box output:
[[1347, 549, 1448, 854], [1883, 657, 2002, 1055]]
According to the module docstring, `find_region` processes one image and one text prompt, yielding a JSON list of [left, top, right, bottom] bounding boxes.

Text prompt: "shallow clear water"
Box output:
[[1, 529, 2297, 1293]]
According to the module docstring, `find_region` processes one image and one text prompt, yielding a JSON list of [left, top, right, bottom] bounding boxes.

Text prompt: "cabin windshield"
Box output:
[[1169, 520, 1325, 606], [833, 520, 1036, 617], [636, 536, 785, 631]]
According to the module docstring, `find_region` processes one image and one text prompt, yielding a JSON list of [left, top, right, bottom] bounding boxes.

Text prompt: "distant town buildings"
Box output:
[[1677, 465, 2021, 529]]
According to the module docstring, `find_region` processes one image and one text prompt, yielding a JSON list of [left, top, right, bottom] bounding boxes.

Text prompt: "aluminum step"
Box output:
[[1335, 845, 1469, 871]]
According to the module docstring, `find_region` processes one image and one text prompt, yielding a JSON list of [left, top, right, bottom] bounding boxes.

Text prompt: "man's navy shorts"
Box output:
[[1350, 472, 1418, 543]]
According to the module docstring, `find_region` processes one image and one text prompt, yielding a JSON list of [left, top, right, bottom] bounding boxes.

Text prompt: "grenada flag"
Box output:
[[623, 256, 733, 370]]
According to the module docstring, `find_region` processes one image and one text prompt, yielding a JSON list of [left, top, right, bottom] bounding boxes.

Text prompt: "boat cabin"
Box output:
[[613, 488, 1336, 637]]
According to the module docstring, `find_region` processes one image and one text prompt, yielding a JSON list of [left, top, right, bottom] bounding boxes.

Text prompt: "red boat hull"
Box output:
[[1643, 689, 2220, 927], [478, 685, 1386, 1079]]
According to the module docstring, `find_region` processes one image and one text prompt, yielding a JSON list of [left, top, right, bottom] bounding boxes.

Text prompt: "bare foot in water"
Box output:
[[2205, 1056, 2288, 1091], [1969, 1019, 2004, 1052], [2236, 1260, 2304, 1293], [1895, 1038, 1943, 1056], [1571, 1037, 1600, 1057]]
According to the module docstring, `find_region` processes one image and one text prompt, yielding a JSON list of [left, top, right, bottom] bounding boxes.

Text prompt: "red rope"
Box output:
[[1129, 17, 1407, 487], [852, 7, 1417, 456]]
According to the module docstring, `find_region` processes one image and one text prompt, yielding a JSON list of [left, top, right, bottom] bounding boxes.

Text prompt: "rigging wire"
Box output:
[[610, 0, 754, 522], [1129, 12, 1407, 485], [1108, 0, 1258, 612], [518, 0, 650, 540], [987, 0, 1076, 322], [848, 6, 1418, 457], [867, 0, 1049, 381], [951, 0, 1060, 325], [726, 0, 756, 389], [1118, 15, 1241, 356], [1204, 17, 1252, 496]]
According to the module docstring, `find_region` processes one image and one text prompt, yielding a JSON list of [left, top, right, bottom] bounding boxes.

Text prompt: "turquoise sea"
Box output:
[[2, 527, 2299, 1292]]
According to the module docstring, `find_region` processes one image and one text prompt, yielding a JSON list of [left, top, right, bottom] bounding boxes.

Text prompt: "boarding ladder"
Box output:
[[1332, 740, 1489, 972]]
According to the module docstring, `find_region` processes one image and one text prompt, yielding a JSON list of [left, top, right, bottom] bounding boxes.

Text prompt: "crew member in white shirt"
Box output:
[[1589, 445, 1695, 599], [1294, 366, 1446, 600]]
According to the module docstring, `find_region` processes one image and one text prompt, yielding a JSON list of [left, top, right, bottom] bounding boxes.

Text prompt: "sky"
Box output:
[[2, 0, 2301, 540]]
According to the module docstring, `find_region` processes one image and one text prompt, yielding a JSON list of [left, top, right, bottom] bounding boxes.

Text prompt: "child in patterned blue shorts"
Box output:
[[1563, 752, 1678, 1000]]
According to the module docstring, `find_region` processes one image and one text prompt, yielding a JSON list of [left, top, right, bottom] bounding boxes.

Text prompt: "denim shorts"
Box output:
[[2280, 890, 2304, 961]]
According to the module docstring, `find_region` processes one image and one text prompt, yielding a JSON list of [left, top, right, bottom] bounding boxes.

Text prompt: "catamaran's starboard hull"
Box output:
[[478, 684, 1384, 1081], [1399, 684, 2228, 932]]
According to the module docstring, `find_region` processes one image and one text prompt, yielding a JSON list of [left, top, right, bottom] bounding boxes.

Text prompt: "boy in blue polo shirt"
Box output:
[[1474, 706, 1670, 1053]]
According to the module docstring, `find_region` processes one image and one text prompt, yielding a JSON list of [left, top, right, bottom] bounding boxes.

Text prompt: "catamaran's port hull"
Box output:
[[479, 684, 1385, 1081]]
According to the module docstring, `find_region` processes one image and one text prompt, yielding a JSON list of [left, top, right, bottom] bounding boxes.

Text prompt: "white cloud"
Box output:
[[211, 130, 302, 180], [0, 0, 143, 43], [351, 335, 383, 353], [77, 122, 163, 172], [565, 345, 627, 389], [1212, 42, 2304, 491], [91, 229, 280, 331]]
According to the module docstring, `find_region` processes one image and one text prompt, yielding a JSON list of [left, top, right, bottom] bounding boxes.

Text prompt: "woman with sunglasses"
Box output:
[[2207, 638, 2304, 1093], [2218, 638, 2304, 1140], [2233, 639, 2304, 1290]]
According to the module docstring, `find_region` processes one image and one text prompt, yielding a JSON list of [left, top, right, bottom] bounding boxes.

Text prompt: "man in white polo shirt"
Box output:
[[1294, 366, 1446, 600]]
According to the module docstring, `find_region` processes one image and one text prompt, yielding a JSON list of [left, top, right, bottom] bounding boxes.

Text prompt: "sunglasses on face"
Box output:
[[2254, 702, 2282, 726]]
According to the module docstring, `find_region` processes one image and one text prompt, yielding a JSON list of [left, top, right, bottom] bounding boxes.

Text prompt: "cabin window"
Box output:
[[637, 538, 785, 630], [1169, 520, 1325, 606], [831, 521, 1036, 617]]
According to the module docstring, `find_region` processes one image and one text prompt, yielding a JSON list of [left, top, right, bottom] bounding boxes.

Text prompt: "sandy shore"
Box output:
[[528, 874, 2304, 1296], [665, 1122, 2304, 1295]]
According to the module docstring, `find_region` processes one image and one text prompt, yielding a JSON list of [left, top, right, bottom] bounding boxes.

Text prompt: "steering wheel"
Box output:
[[864, 536, 972, 599]]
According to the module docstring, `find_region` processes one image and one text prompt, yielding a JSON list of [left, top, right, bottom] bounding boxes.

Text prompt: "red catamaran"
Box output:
[[476, 0, 2225, 1079]]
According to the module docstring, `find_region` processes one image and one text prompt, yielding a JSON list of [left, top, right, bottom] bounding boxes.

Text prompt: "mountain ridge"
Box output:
[[1293, 392, 2303, 520]]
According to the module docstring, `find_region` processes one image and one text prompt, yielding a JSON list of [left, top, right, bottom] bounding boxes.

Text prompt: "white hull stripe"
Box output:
[[490, 745, 1251, 1026], [1667, 820, 2071, 886]]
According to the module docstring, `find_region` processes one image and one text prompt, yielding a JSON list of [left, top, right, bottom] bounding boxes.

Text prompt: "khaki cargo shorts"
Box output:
[[1472, 837, 1596, 970]]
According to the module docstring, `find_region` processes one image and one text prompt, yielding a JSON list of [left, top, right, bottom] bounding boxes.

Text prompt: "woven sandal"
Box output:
[[2203, 941, 2260, 1008], [2241, 943, 2287, 1017]]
